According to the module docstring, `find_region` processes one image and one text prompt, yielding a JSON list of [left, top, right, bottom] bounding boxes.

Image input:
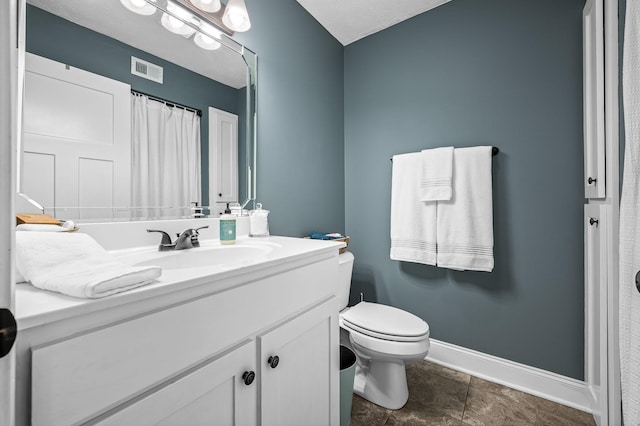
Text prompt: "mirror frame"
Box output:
[[17, 0, 258, 218]]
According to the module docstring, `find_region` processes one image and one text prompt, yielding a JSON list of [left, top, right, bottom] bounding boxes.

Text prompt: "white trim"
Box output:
[[425, 339, 594, 413], [603, 0, 621, 425], [0, 0, 22, 424]]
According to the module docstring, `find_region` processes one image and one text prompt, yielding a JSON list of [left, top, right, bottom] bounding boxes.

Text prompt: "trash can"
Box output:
[[340, 345, 357, 426]]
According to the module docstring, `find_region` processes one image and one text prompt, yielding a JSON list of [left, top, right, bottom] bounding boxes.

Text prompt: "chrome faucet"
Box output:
[[147, 226, 209, 251]]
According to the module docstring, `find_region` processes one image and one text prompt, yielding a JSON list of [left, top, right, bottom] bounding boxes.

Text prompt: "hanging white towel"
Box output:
[[420, 147, 454, 201], [436, 146, 494, 272], [390, 152, 437, 265], [620, 0, 640, 421], [15, 232, 162, 298]]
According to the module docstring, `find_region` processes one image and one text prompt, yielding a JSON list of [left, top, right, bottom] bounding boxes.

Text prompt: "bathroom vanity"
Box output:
[[13, 220, 342, 425]]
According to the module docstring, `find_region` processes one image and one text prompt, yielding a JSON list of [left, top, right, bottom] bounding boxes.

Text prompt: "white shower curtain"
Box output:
[[131, 94, 201, 218], [620, 1, 640, 423]]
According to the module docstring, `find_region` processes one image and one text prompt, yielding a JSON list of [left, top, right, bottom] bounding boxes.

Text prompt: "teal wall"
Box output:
[[25, 5, 242, 208], [233, 0, 346, 236], [344, 0, 586, 379]]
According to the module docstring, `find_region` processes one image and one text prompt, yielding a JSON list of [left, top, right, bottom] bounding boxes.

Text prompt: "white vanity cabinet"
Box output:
[[15, 244, 340, 426]]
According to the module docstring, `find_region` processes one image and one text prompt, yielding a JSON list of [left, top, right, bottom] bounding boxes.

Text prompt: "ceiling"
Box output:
[[295, 0, 452, 46], [27, 0, 248, 88]]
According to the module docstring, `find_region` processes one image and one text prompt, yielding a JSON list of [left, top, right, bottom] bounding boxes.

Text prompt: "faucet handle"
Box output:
[[190, 225, 209, 248], [194, 225, 209, 234], [147, 229, 173, 247]]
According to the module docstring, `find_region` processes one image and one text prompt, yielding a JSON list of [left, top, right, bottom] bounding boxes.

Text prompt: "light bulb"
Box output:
[[120, 0, 156, 16], [222, 0, 251, 32], [189, 0, 221, 13], [161, 2, 196, 36], [194, 22, 221, 50], [229, 12, 243, 27], [194, 33, 221, 50]]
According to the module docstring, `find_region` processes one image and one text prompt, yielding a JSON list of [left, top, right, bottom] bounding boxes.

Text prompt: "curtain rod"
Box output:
[[131, 89, 203, 117], [390, 147, 499, 162]]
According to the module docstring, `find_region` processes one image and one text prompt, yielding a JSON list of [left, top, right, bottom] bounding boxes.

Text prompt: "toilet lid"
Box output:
[[341, 302, 429, 341]]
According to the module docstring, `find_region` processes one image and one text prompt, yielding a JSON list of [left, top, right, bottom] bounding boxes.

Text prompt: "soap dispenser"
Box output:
[[219, 203, 236, 245], [249, 203, 270, 237]]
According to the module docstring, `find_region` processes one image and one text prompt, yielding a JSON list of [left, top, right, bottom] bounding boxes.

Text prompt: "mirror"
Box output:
[[19, 0, 257, 221]]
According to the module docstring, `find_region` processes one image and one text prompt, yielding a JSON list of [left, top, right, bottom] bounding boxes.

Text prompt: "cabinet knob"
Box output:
[[267, 355, 280, 369], [589, 217, 599, 226], [242, 370, 255, 386], [635, 271, 640, 294], [587, 177, 597, 185], [218, 193, 222, 197]]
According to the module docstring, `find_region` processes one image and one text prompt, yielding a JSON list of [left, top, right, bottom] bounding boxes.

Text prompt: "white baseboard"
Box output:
[[425, 339, 595, 413]]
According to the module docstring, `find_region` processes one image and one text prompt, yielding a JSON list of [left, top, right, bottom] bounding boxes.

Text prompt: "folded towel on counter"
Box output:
[[15, 232, 162, 298], [15, 223, 75, 282], [436, 146, 494, 272], [16, 224, 69, 232], [420, 147, 454, 201], [390, 152, 437, 265]]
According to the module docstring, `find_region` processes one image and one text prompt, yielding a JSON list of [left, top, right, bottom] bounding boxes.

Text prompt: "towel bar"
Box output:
[[390, 147, 499, 162]]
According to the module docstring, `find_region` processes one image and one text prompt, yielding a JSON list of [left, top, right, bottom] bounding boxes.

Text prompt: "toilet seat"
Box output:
[[340, 302, 429, 342]]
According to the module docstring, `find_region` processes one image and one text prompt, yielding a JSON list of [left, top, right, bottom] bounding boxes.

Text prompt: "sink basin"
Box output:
[[118, 241, 278, 270]]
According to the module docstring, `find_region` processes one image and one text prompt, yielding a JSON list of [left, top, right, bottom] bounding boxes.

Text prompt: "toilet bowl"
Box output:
[[337, 252, 430, 410]]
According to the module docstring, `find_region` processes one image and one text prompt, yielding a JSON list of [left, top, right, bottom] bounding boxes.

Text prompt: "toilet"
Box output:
[[337, 252, 430, 410]]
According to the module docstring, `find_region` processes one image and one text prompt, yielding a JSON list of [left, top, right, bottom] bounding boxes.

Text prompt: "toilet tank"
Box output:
[[337, 251, 355, 310]]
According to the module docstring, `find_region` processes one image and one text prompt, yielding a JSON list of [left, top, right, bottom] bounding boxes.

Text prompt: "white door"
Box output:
[[21, 53, 131, 221], [209, 107, 238, 209], [259, 300, 339, 426], [0, 0, 23, 424]]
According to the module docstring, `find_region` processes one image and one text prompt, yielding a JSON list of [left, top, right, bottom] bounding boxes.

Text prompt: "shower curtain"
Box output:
[[620, 0, 640, 423], [131, 94, 201, 218]]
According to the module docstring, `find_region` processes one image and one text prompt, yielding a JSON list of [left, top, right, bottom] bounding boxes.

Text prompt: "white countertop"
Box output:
[[16, 235, 345, 330]]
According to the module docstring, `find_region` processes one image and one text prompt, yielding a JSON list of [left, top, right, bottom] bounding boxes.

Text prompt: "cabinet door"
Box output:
[[584, 204, 609, 425], [583, 0, 605, 198], [208, 107, 238, 205], [96, 341, 257, 426], [259, 299, 339, 426]]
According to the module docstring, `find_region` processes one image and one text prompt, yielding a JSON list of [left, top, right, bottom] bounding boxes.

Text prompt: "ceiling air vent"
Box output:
[[131, 56, 163, 84]]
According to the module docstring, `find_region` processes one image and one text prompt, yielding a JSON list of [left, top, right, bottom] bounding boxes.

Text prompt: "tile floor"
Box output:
[[349, 360, 596, 426]]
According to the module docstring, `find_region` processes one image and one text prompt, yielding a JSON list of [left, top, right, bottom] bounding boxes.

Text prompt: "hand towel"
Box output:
[[436, 146, 494, 272], [16, 224, 69, 232], [420, 147, 454, 201], [390, 152, 437, 265], [15, 232, 162, 298], [15, 223, 73, 283]]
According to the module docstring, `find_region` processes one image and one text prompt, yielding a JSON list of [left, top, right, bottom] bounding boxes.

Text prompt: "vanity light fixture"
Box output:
[[189, 0, 221, 13], [160, 1, 197, 36], [222, 0, 251, 32], [194, 22, 222, 50], [119, 0, 252, 51], [120, 0, 157, 15]]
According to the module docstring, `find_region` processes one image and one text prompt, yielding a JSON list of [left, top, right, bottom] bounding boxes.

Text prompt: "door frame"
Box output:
[[0, 0, 24, 424]]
